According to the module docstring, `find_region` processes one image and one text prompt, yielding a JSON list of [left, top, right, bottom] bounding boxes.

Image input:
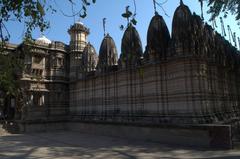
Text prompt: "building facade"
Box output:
[[4, 1, 240, 126]]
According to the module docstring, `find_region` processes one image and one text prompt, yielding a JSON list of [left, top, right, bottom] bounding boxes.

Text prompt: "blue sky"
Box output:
[[5, 0, 240, 54]]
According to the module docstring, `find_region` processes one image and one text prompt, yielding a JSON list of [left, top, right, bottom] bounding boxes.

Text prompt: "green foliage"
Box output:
[[131, 18, 137, 25], [0, 0, 96, 41], [0, 0, 51, 40], [0, 51, 22, 96], [201, 0, 240, 23]]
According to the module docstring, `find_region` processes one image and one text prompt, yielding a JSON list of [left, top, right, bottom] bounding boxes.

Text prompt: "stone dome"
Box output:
[[172, 0, 192, 42], [120, 24, 143, 67], [145, 13, 170, 60], [82, 43, 98, 72], [68, 21, 89, 34], [97, 34, 118, 72], [36, 35, 51, 44]]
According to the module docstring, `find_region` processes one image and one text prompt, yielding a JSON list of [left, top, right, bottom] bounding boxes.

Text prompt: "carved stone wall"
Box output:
[[69, 56, 240, 124]]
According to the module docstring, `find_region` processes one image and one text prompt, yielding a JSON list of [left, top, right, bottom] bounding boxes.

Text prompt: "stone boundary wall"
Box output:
[[69, 57, 240, 124], [16, 120, 232, 149]]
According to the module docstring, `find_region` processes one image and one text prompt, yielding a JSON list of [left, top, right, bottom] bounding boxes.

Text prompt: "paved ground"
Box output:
[[0, 131, 240, 159]]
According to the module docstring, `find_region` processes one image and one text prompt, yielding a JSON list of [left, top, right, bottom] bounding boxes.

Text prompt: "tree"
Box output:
[[200, 0, 240, 22], [0, 0, 96, 43]]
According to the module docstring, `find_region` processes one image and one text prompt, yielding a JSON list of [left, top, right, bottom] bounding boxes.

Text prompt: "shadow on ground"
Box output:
[[0, 132, 240, 159]]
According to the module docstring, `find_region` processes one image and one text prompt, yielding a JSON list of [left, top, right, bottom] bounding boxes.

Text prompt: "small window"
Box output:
[[33, 56, 42, 64]]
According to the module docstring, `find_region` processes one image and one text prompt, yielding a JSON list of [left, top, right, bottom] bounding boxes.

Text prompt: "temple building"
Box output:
[[2, 1, 240, 129]]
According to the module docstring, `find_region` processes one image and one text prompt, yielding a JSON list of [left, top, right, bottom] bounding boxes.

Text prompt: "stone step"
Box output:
[[0, 123, 9, 136], [0, 121, 19, 135]]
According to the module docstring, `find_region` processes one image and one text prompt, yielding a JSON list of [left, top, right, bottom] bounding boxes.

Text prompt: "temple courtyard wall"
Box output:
[[13, 56, 239, 149], [69, 57, 240, 124]]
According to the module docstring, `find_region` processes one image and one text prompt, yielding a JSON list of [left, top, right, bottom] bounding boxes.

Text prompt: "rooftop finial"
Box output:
[[103, 18, 106, 37], [180, 0, 184, 5], [153, 0, 158, 15]]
